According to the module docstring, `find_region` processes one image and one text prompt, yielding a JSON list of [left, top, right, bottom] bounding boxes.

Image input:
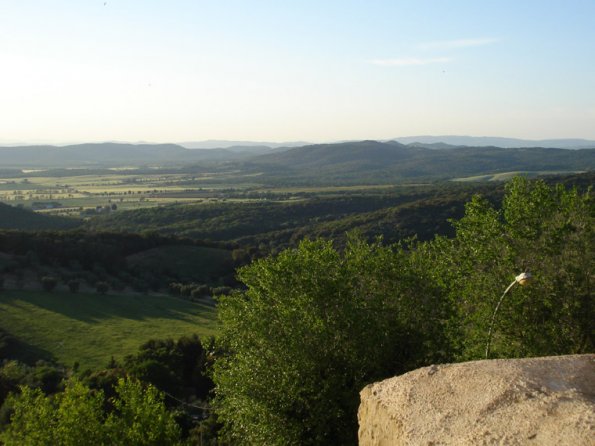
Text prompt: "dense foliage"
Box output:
[[0, 231, 234, 291], [0, 334, 215, 444], [213, 177, 593, 445], [122, 335, 214, 402], [214, 235, 453, 445], [0, 231, 221, 272], [0, 203, 79, 231], [1, 378, 181, 445], [426, 177, 593, 358]]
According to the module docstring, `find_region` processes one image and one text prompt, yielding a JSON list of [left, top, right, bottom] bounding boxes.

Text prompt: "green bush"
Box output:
[[214, 235, 451, 445], [1, 378, 181, 445], [427, 177, 593, 359]]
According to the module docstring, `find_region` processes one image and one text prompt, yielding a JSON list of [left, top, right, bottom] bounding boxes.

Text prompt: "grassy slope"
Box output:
[[451, 170, 585, 182], [0, 290, 218, 370]]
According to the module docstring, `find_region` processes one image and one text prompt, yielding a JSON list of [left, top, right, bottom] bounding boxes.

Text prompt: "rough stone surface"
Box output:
[[358, 354, 595, 446]]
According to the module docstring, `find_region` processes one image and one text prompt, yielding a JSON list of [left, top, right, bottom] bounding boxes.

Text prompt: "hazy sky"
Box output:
[[1, 0, 594, 144]]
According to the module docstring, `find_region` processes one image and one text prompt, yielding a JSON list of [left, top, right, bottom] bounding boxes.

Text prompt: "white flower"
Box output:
[[515, 272, 532, 286]]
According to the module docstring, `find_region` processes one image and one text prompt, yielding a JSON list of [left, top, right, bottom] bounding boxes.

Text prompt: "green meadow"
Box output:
[[451, 170, 585, 182], [0, 290, 218, 370]]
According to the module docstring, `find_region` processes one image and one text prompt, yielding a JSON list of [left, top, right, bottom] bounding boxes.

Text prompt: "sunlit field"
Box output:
[[0, 290, 218, 370]]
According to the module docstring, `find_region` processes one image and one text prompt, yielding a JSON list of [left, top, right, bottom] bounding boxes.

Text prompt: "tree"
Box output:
[[96, 281, 109, 295], [105, 378, 181, 445], [1, 380, 105, 445], [124, 336, 213, 401], [213, 235, 451, 445], [67, 279, 80, 293], [0, 378, 181, 445], [427, 177, 593, 359], [40, 276, 57, 292], [190, 284, 210, 299]]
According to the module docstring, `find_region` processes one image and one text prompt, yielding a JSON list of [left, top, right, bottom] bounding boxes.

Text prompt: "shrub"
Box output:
[[180, 284, 195, 297], [95, 281, 109, 295], [168, 282, 182, 296], [67, 279, 80, 293], [40, 276, 57, 292], [211, 286, 232, 296], [0, 378, 181, 445], [193, 284, 211, 298]]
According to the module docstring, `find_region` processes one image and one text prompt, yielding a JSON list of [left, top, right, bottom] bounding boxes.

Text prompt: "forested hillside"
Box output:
[[85, 183, 504, 253], [0, 203, 80, 231], [247, 141, 594, 183], [1, 141, 592, 185], [0, 231, 235, 294]]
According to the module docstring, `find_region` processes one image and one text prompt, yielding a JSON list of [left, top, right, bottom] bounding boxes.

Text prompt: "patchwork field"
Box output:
[[0, 171, 265, 215], [0, 290, 218, 370], [0, 170, 427, 218], [451, 170, 585, 182]]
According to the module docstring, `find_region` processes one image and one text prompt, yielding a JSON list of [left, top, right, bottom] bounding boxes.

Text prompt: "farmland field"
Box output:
[[0, 290, 218, 370], [0, 170, 267, 214], [0, 169, 431, 217], [451, 170, 586, 182]]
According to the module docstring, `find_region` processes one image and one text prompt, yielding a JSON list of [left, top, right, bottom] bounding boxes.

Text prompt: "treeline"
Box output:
[[0, 230, 223, 271], [0, 231, 236, 292]]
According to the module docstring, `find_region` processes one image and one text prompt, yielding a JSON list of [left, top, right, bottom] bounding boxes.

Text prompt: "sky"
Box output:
[[1, 0, 594, 144]]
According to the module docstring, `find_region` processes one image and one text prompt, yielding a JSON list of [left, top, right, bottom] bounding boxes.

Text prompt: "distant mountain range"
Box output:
[[0, 143, 255, 168], [177, 140, 309, 150], [0, 141, 593, 182], [4, 136, 594, 150], [390, 136, 595, 149]]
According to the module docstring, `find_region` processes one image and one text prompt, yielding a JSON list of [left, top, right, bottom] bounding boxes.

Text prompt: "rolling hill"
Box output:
[[0, 143, 251, 168], [1, 140, 593, 186], [0, 202, 80, 230], [392, 135, 595, 149], [249, 141, 595, 182]]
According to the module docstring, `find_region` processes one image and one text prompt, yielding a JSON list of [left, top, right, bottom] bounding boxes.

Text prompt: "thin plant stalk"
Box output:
[[485, 272, 532, 359], [485, 280, 517, 359]]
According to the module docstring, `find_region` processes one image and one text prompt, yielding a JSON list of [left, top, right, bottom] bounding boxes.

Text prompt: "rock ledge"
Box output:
[[358, 354, 594, 445]]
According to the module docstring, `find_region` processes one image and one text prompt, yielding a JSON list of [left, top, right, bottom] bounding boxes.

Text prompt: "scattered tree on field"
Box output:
[[40, 276, 57, 292], [96, 281, 109, 295], [67, 279, 80, 293]]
